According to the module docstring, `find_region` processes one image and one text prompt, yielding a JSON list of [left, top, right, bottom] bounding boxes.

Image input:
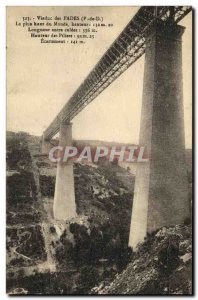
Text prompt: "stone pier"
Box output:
[[41, 136, 51, 155], [129, 21, 190, 249], [53, 122, 76, 220]]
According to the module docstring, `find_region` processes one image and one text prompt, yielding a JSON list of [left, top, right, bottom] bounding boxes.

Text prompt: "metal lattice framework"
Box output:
[[43, 6, 192, 141]]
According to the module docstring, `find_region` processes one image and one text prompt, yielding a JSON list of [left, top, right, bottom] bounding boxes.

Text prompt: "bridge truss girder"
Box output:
[[43, 6, 192, 140]]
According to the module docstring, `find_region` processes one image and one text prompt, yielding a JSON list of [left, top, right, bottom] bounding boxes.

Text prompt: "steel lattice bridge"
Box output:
[[43, 6, 191, 141]]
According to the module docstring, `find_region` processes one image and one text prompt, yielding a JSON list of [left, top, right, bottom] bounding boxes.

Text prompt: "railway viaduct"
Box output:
[[41, 6, 191, 249]]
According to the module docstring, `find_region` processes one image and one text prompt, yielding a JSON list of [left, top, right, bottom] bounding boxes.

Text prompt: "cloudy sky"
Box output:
[[7, 7, 192, 148]]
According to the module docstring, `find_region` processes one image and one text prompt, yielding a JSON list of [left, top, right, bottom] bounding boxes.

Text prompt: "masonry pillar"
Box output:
[[53, 122, 76, 220], [41, 135, 51, 155], [129, 21, 190, 250]]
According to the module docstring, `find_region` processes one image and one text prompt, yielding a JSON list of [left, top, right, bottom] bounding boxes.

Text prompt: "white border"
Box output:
[[1, 1, 196, 299]]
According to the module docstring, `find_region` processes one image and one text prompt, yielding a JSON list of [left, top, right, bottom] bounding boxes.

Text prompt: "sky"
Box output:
[[7, 7, 192, 148]]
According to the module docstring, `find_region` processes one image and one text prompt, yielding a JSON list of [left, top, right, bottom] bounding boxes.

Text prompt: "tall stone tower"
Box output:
[[129, 20, 190, 249], [53, 122, 76, 220]]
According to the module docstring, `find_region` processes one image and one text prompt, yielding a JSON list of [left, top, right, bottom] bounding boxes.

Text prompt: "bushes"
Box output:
[[39, 175, 55, 197], [7, 171, 37, 207], [55, 220, 132, 272]]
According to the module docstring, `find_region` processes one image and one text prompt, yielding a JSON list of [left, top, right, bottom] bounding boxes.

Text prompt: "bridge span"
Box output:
[[41, 6, 192, 250], [42, 6, 191, 141]]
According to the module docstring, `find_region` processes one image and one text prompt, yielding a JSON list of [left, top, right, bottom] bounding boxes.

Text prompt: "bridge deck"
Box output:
[[43, 6, 191, 141]]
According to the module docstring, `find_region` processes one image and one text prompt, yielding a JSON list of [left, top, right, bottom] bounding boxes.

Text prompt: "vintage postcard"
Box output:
[[6, 6, 193, 295]]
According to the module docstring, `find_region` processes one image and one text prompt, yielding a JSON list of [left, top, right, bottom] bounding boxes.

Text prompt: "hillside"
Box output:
[[6, 132, 134, 294], [6, 131, 192, 295], [92, 224, 192, 295]]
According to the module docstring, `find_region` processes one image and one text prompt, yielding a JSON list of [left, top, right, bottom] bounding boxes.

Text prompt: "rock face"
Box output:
[[6, 132, 48, 283], [93, 224, 192, 295], [6, 132, 192, 295], [6, 132, 134, 294]]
